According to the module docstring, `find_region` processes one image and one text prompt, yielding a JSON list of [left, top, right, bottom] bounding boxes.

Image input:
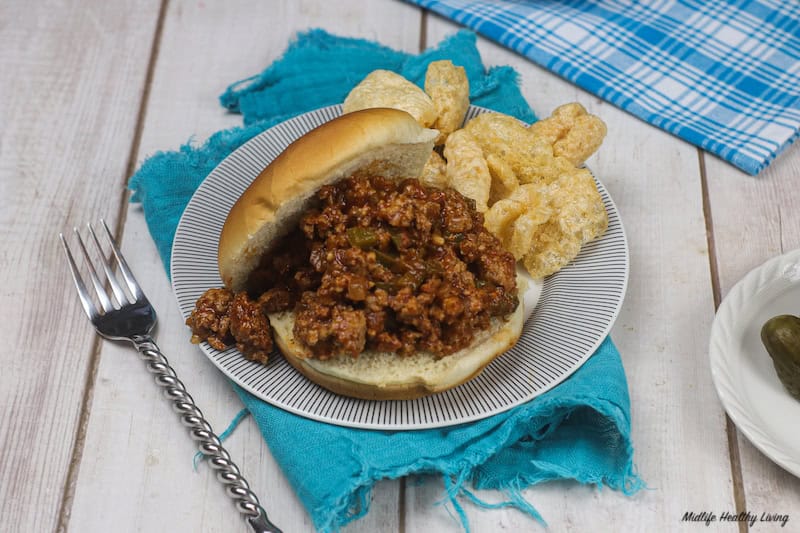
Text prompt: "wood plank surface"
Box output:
[[705, 141, 800, 531], [408, 14, 739, 532], [67, 1, 423, 531], [0, 1, 161, 531], [5, 0, 799, 532]]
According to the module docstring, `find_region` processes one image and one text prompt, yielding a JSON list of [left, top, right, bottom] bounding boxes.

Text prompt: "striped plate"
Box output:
[[171, 105, 629, 430]]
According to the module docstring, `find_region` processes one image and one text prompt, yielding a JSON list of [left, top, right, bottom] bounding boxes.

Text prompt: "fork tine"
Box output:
[[87, 222, 130, 306], [73, 228, 114, 313], [60, 233, 99, 320], [99, 219, 145, 301]]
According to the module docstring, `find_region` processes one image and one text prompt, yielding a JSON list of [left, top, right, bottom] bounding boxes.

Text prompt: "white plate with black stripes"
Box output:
[[171, 105, 629, 430]]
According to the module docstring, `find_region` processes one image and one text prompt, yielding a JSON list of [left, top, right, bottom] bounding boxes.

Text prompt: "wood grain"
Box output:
[[0, 1, 161, 531], [705, 141, 800, 531], [6, 0, 798, 531], [66, 1, 422, 531]]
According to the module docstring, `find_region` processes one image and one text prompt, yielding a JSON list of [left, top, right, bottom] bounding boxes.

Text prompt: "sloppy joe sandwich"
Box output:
[[187, 108, 526, 400]]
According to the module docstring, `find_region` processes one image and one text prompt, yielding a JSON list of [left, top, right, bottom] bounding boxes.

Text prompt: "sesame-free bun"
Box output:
[[218, 108, 439, 291]]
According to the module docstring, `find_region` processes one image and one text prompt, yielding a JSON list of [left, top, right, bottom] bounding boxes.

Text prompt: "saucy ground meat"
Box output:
[[187, 288, 233, 351], [188, 175, 518, 361], [187, 288, 272, 363], [228, 292, 273, 363]]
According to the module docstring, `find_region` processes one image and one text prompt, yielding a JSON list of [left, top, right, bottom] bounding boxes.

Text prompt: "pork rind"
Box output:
[[343, 70, 437, 127], [528, 103, 607, 167], [521, 169, 608, 278], [462, 112, 528, 161], [456, 108, 608, 277], [443, 129, 491, 212], [522, 220, 584, 280], [485, 153, 519, 205], [484, 198, 526, 246], [506, 186, 552, 260], [484, 184, 551, 260], [463, 112, 575, 185], [424, 60, 470, 145], [548, 168, 608, 244], [419, 150, 448, 189]]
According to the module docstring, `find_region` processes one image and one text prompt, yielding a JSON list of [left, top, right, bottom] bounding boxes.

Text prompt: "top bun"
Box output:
[[218, 108, 438, 291]]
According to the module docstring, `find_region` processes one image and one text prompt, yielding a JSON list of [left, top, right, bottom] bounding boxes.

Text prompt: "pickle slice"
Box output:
[[761, 314, 800, 401]]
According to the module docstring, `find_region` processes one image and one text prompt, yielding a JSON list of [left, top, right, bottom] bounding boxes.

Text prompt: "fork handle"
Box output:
[[131, 335, 282, 533]]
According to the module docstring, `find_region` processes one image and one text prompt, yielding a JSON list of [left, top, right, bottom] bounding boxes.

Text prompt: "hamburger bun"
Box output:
[[217, 107, 525, 400], [219, 107, 439, 292]]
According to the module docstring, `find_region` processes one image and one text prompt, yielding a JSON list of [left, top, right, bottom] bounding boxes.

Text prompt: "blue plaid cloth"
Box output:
[[405, 0, 800, 175]]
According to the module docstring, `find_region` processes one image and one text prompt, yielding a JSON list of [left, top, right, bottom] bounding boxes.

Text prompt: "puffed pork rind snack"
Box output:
[[424, 60, 470, 145], [463, 112, 576, 184], [528, 102, 607, 167], [519, 169, 608, 278], [343, 70, 437, 127], [419, 150, 448, 189], [485, 153, 519, 205], [472, 104, 608, 278], [443, 129, 491, 212], [484, 184, 553, 261]]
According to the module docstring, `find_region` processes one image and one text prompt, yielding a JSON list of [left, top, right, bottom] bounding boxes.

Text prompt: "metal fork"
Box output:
[[60, 220, 281, 533]]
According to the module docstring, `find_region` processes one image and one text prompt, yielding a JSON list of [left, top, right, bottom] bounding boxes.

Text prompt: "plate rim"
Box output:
[[709, 247, 800, 477], [170, 104, 630, 430]]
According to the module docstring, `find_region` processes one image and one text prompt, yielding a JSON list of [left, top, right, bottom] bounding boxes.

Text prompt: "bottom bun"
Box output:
[[268, 297, 524, 401]]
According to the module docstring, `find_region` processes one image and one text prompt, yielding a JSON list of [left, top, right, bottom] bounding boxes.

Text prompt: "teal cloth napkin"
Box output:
[[129, 30, 642, 532]]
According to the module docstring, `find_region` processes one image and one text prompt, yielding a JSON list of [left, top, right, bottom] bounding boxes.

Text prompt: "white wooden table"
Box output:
[[3, 1, 799, 531]]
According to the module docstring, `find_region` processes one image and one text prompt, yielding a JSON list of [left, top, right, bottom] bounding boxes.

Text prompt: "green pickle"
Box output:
[[760, 314, 800, 401]]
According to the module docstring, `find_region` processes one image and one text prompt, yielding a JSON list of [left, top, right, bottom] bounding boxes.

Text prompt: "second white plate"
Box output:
[[710, 248, 800, 477]]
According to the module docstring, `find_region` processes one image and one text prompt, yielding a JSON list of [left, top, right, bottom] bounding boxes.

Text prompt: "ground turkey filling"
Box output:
[[187, 175, 519, 363]]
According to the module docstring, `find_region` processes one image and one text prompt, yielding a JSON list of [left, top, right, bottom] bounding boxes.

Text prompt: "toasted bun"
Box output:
[[218, 108, 439, 291], [268, 278, 524, 400]]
